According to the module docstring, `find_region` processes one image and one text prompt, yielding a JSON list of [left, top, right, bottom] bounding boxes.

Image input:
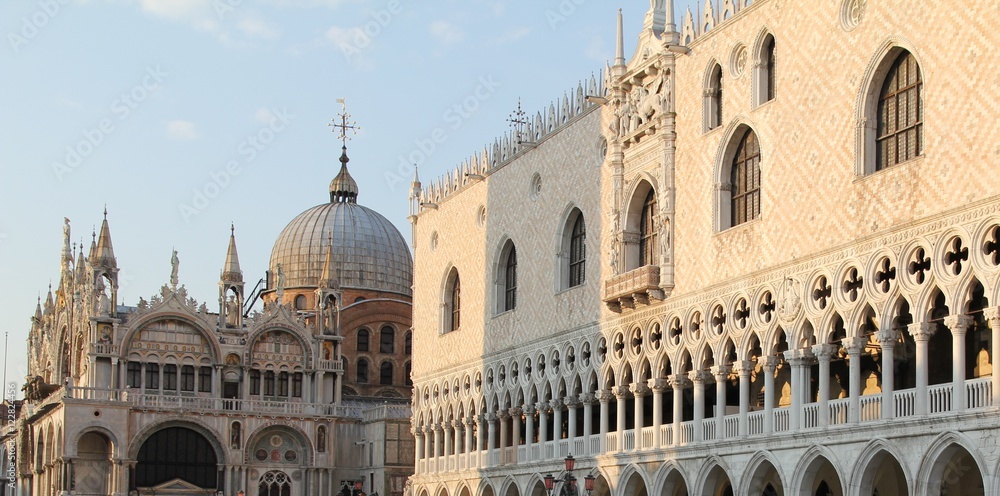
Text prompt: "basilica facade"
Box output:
[[3, 146, 415, 496], [408, 1, 1000, 496]]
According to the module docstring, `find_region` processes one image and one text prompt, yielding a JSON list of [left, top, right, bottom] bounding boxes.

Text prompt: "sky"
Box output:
[[0, 0, 703, 393]]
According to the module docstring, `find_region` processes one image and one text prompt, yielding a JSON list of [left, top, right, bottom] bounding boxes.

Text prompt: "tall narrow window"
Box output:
[[706, 64, 723, 130], [715, 69, 723, 125], [263, 371, 275, 396], [357, 359, 369, 383], [876, 51, 922, 170], [639, 189, 658, 267], [145, 363, 160, 390], [127, 362, 141, 388], [198, 366, 212, 392], [404, 332, 412, 354], [357, 328, 370, 352], [404, 362, 412, 386], [504, 245, 518, 311], [277, 372, 289, 397], [380, 362, 393, 385], [163, 364, 177, 391], [764, 36, 776, 101], [249, 370, 261, 395], [569, 215, 586, 287], [291, 373, 302, 398], [451, 275, 461, 332], [180, 365, 195, 392], [379, 326, 395, 354], [731, 129, 762, 226]]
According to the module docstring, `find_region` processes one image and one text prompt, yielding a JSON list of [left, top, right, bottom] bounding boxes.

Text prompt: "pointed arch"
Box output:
[[850, 439, 912, 496], [739, 451, 786, 496], [622, 177, 659, 272], [789, 445, 845, 496], [618, 464, 650, 496], [916, 432, 986, 496]]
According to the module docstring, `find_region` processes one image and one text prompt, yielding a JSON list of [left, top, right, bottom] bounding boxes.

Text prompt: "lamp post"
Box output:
[[542, 456, 595, 496]]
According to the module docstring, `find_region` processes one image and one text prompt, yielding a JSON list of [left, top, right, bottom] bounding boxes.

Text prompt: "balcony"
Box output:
[[317, 359, 344, 373], [603, 265, 662, 312]]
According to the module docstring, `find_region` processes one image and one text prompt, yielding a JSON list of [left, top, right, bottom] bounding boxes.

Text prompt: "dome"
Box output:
[[269, 202, 413, 296]]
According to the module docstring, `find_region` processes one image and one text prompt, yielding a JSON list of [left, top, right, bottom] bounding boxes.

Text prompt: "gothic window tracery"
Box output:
[[876, 51, 922, 170], [639, 190, 658, 267], [731, 128, 761, 226]]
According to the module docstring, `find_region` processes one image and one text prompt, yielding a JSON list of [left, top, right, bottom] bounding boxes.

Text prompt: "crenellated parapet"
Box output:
[[418, 74, 605, 206], [680, 0, 759, 46]]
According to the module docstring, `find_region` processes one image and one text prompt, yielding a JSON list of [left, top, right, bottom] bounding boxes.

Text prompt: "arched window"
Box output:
[[277, 372, 289, 397], [504, 244, 518, 311], [292, 372, 302, 397], [566, 211, 587, 288], [357, 359, 369, 383], [404, 361, 412, 386], [639, 189, 658, 267], [379, 326, 395, 354], [765, 37, 776, 101], [443, 269, 461, 333], [198, 366, 211, 392], [357, 328, 370, 352], [876, 50, 922, 170], [258, 471, 291, 496], [705, 63, 723, 130], [731, 129, 762, 226], [294, 294, 306, 310], [380, 362, 393, 385], [404, 331, 412, 354]]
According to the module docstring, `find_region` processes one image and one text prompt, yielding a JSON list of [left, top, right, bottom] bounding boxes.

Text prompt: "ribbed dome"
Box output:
[[269, 202, 412, 296]]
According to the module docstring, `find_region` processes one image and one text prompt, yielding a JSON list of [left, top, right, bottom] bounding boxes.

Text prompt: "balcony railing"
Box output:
[[413, 378, 996, 475], [603, 266, 661, 311]]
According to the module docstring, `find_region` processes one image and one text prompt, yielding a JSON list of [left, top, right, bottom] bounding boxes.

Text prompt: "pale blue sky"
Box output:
[[0, 0, 702, 391]]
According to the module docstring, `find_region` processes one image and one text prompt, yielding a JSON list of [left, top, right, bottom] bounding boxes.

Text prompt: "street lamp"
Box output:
[[543, 456, 595, 496]]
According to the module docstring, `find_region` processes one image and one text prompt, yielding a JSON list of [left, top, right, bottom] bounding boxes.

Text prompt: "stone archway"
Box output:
[[921, 443, 985, 496], [135, 426, 220, 494], [622, 471, 648, 496], [795, 453, 843, 496], [744, 457, 783, 496], [75, 432, 112, 496], [661, 468, 688, 496], [701, 466, 733, 496], [858, 450, 908, 496]]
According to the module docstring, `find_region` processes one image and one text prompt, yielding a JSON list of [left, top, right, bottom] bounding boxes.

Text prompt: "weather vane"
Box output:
[[329, 98, 360, 148], [507, 98, 528, 144]]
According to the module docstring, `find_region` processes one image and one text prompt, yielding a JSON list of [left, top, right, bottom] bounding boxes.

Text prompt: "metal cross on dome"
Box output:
[[329, 98, 360, 147], [507, 98, 528, 143]]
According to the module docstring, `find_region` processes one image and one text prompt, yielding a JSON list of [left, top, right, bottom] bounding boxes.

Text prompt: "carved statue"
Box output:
[[658, 212, 671, 262], [316, 425, 327, 452], [231, 421, 241, 449], [63, 218, 71, 253], [170, 249, 180, 287], [226, 295, 240, 327], [324, 301, 337, 332], [96, 277, 111, 315], [22, 376, 59, 402], [276, 263, 285, 290]]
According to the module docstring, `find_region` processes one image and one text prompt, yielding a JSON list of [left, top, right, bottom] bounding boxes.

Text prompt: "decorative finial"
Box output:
[[103, 205, 108, 219], [170, 248, 180, 289], [231, 223, 235, 235], [507, 98, 529, 144], [329, 98, 360, 150]]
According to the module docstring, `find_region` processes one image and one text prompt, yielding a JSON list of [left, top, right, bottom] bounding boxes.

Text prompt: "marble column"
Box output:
[[523, 404, 536, 456], [842, 337, 865, 423], [908, 322, 933, 415], [761, 356, 779, 434], [629, 382, 649, 449], [812, 344, 838, 427], [712, 364, 731, 437], [986, 307, 1000, 406], [668, 374, 688, 445], [614, 385, 629, 451], [648, 378, 667, 446], [688, 370, 706, 441], [876, 328, 899, 419], [736, 360, 753, 436], [945, 315, 972, 412]]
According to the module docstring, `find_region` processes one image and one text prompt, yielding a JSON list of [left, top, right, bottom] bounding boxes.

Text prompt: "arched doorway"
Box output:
[[796, 453, 843, 496], [745, 457, 783, 496], [75, 432, 113, 496], [922, 443, 985, 496], [701, 466, 733, 496], [258, 471, 291, 496], [134, 426, 220, 495], [246, 426, 310, 496], [859, 450, 908, 496], [661, 469, 688, 496]]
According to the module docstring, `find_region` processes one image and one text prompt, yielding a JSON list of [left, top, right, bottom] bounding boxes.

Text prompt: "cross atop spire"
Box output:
[[507, 98, 529, 144], [329, 98, 360, 149]]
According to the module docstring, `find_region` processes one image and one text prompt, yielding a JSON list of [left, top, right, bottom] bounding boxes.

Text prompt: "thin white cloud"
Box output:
[[492, 26, 531, 45], [429, 20, 464, 45], [585, 35, 609, 62], [255, 108, 276, 124], [322, 25, 376, 70], [238, 18, 282, 40], [166, 120, 198, 140]]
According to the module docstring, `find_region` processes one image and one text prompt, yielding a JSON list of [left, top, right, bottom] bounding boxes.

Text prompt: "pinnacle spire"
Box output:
[[328, 99, 361, 204], [222, 224, 243, 283], [320, 231, 337, 288], [93, 209, 117, 268], [33, 296, 42, 323], [615, 9, 625, 67], [45, 283, 53, 310]]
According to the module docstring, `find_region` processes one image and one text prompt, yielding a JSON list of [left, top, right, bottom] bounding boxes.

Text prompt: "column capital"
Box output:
[[841, 336, 867, 355], [687, 370, 710, 384], [944, 314, 974, 334], [484, 412, 498, 423], [535, 401, 549, 413], [648, 377, 670, 392], [436, 422, 447, 431], [548, 398, 564, 410], [596, 389, 615, 403], [578, 392, 596, 405], [760, 355, 780, 372], [451, 419, 462, 429], [522, 404, 536, 415], [907, 322, 935, 341], [710, 364, 731, 381], [667, 373, 690, 389], [564, 396, 581, 408], [875, 328, 899, 347], [811, 343, 838, 361], [507, 407, 521, 418], [736, 360, 755, 376], [984, 306, 1000, 327], [464, 417, 476, 427], [613, 385, 632, 399], [496, 410, 511, 420], [630, 382, 651, 396]]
